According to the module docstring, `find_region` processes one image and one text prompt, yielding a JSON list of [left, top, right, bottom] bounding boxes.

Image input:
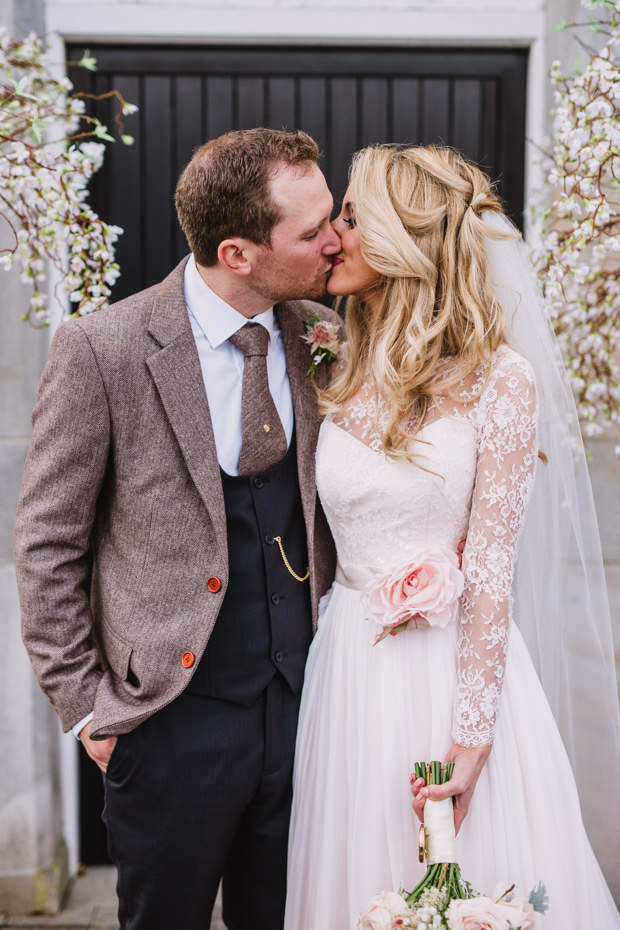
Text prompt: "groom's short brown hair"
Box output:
[[175, 127, 320, 267]]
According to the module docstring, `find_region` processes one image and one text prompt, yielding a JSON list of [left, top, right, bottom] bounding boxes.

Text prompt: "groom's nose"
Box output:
[[322, 224, 341, 254]]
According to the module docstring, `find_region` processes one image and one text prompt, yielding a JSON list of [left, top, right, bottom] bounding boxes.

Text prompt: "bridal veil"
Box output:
[[483, 212, 620, 893]]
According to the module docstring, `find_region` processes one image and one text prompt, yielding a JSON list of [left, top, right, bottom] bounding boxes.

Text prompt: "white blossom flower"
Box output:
[[529, 2, 620, 455], [1, 32, 136, 325]]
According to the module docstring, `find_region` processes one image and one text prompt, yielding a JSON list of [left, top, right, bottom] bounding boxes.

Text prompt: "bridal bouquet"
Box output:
[[359, 762, 548, 930]]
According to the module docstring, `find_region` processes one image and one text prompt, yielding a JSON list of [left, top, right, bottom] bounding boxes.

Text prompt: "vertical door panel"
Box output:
[[102, 74, 142, 299], [267, 76, 296, 131], [206, 77, 234, 139], [421, 78, 450, 145], [143, 75, 173, 286], [360, 78, 389, 148], [452, 79, 482, 162], [328, 78, 358, 201], [298, 77, 328, 173], [173, 75, 204, 258], [237, 76, 265, 128], [392, 78, 420, 144]]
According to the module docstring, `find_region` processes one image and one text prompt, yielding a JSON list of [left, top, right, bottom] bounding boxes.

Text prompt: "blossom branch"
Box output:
[[0, 30, 137, 325], [528, 0, 620, 452]]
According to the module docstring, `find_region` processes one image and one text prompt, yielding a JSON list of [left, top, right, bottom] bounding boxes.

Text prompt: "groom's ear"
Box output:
[[217, 238, 257, 276]]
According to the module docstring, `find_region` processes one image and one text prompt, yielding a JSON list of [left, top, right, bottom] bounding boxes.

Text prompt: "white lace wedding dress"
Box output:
[[284, 346, 620, 930]]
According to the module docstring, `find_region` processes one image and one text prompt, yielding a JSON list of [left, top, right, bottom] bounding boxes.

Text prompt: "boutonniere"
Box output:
[[302, 311, 341, 377]]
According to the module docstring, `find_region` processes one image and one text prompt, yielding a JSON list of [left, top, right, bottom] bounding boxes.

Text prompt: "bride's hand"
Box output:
[[409, 743, 492, 835]]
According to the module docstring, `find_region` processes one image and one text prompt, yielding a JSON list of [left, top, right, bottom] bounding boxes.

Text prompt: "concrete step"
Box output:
[[0, 867, 225, 929]]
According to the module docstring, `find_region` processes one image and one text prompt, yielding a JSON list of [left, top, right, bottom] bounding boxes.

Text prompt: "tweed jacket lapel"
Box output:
[[146, 259, 228, 555], [275, 302, 322, 540]]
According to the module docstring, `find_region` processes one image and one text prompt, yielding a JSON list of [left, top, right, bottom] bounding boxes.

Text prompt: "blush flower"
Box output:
[[446, 896, 508, 930], [303, 311, 341, 376], [495, 899, 535, 929], [367, 552, 464, 644], [358, 891, 413, 930], [491, 881, 535, 929]]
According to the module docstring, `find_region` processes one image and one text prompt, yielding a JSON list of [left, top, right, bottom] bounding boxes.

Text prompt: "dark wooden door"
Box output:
[[68, 42, 527, 865], [69, 44, 527, 303]]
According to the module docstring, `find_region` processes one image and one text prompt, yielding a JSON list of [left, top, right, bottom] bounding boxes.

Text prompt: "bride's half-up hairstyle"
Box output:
[[320, 144, 517, 460]]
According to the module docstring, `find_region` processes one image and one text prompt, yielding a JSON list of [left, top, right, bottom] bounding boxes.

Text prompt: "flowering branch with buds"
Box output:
[[0, 31, 137, 326], [529, 0, 620, 451]]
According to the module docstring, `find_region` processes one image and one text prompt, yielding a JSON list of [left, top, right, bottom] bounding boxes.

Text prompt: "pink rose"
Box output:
[[358, 892, 412, 930], [446, 896, 509, 930], [491, 881, 535, 929], [367, 552, 464, 643], [495, 899, 535, 929]]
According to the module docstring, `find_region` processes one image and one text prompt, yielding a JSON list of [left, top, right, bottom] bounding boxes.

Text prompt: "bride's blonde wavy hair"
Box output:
[[320, 144, 518, 460]]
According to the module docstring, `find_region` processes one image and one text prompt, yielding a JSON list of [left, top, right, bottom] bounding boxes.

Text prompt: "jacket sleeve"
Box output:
[[14, 321, 111, 731]]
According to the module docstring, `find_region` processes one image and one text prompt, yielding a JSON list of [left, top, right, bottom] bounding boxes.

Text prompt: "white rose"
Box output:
[[358, 892, 412, 930]]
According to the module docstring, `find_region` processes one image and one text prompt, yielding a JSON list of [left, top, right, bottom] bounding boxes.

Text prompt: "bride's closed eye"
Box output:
[[343, 216, 357, 229]]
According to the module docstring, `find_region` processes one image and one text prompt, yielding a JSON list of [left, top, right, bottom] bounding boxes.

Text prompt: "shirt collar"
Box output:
[[184, 253, 275, 349]]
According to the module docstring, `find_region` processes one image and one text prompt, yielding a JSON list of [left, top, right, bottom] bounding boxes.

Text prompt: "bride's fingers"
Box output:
[[410, 775, 426, 822], [412, 792, 426, 822], [418, 780, 455, 801], [453, 798, 470, 835]]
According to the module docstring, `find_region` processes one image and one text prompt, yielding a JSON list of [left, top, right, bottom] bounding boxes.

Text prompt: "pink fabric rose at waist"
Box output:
[[366, 551, 464, 644]]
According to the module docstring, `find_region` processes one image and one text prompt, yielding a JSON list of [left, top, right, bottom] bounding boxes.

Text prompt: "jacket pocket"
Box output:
[[100, 623, 136, 685]]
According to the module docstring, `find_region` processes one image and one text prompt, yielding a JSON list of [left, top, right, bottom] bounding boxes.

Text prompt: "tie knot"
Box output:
[[229, 322, 269, 358]]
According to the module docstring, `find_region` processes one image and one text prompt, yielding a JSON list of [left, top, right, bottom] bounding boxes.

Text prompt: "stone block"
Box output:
[[588, 439, 620, 561], [0, 842, 68, 918]]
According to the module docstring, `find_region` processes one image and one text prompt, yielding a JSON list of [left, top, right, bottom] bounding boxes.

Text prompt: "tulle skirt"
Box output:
[[284, 582, 620, 930]]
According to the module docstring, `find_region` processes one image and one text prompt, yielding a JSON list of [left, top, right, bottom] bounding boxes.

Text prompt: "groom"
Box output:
[[14, 128, 340, 930]]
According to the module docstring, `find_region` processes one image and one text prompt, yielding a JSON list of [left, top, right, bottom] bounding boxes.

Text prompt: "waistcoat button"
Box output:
[[274, 650, 284, 663], [253, 477, 264, 489], [265, 534, 275, 545], [271, 593, 281, 605], [206, 576, 222, 593]]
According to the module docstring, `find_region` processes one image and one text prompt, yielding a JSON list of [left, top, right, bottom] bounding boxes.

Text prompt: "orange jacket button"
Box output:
[[182, 651, 195, 668], [206, 576, 222, 593]]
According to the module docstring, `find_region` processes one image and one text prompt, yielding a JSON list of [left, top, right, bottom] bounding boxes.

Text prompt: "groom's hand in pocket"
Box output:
[[78, 719, 118, 774], [410, 742, 491, 835]]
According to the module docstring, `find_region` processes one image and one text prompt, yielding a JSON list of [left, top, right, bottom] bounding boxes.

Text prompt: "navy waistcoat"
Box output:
[[186, 433, 313, 705]]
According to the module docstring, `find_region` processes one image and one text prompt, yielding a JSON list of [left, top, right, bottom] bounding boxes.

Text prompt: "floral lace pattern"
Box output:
[[318, 345, 538, 746]]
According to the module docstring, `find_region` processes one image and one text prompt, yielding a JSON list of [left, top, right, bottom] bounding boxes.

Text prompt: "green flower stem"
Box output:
[[407, 760, 464, 906]]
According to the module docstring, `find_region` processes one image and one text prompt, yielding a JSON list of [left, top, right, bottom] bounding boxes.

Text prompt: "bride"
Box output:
[[284, 144, 620, 929]]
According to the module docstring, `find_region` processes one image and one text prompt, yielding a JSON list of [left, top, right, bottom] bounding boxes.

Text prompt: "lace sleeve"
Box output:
[[453, 350, 538, 747]]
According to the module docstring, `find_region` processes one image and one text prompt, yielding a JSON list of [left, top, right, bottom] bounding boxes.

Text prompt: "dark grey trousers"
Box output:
[[103, 674, 300, 930]]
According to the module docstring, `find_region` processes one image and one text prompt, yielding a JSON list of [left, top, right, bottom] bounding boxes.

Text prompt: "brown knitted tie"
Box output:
[[229, 322, 288, 475]]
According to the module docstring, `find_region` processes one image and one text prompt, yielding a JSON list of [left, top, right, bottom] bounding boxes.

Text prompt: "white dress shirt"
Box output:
[[184, 254, 294, 475], [72, 254, 295, 738]]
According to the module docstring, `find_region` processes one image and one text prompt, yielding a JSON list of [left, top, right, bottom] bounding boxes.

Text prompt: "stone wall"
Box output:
[[0, 1, 70, 914]]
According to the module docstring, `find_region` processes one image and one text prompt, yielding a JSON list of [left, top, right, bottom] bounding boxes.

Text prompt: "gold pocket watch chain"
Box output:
[[273, 536, 309, 583]]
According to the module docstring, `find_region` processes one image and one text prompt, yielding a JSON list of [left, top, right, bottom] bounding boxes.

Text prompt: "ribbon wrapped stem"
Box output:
[[406, 760, 466, 906]]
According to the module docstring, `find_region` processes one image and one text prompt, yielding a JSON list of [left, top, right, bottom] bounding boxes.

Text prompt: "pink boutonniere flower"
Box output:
[[302, 311, 341, 376], [367, 551, 464, 644]]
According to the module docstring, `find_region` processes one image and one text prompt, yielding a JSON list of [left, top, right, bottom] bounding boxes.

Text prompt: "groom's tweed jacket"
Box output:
[[14, 257, 338, 740]]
